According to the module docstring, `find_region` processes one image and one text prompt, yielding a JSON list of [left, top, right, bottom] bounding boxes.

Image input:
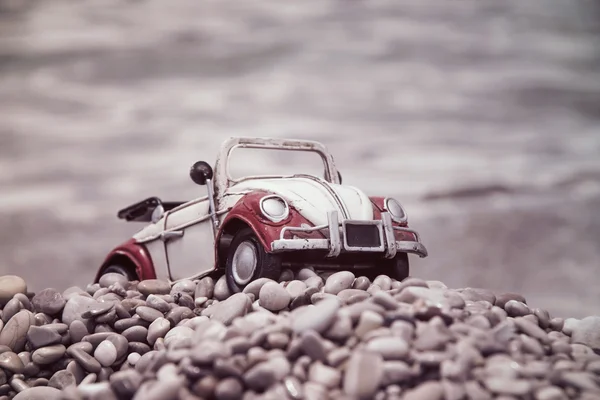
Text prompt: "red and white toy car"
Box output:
[[94, 137, 428, 292]]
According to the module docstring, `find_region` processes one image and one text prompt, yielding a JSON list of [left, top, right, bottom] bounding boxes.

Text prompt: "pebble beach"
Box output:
[[0, 269, 597, 400]]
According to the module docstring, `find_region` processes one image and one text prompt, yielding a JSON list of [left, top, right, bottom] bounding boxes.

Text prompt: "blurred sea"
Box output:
[[1, 0, 599, 318]]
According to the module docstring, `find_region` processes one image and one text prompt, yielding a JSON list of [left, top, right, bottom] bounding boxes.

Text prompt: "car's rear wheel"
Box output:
[[102, 264, 138, 282], [225, 228, 282, 293], [360, 252, 410, 282]]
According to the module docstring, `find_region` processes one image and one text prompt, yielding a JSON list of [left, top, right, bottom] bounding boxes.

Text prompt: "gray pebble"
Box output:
[[300, 330, 327, 362], [3, 298, 23, 323], [99, 273, 129, 289], [0, 351, 24, 373], [26, 326, 62, 350], [109, 369, 143, 399], [297, 268, 318, 281], [61, 295, 98, 327], [136, 306, 163, 322], [122, 326, 149, 342], [571, 316, 600, 351], [366, 337, 409, 360], [94, 340, 117, 367], [67, 348, 102, 373], [372, 275, 392, 291], [147, 317, 171, 346], [292, 298, 340, 334], [171, 279, 196, 296], [259, 282, 291, 311], [31, 344, 65, 365], [195, 277, 215, 299], [12, 386, 62, 400], [48, 370, 76, 390], [203, 293, 251, 326], [504, 300, 531, 317], [215, 377, 243, 400], [285, 281, 307, 298], [343, 350, 384, 400], [213, 275, 231, 301], [80, 301, 114, 319], [309, 362, 341, 388], [279, 269, 294, 282], [304, 276, 324, 291], [485, 377, 532, 396], [145, 295, 171, 313], [324, 271, 355, 295], [0, 310, 34, 353], [403, 381, 444, 400], [495, 292, 527, 309], [137, 279, 171, 296]]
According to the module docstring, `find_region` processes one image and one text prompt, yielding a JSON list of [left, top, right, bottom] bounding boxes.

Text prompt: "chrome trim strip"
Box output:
[[396, 241, 428, 258], [327, 210, 341, 258], [381, 212, 397, 259]]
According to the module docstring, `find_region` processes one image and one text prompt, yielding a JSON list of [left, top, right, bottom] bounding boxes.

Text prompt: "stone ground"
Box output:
[[1, 0, 600, 318]]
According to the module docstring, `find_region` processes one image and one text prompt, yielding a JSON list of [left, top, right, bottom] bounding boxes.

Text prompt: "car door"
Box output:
[[163, 197, 215, 281]]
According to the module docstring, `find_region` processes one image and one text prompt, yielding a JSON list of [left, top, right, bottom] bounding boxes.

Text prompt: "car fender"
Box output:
[[95, 238, 157, 283], [215, 190, 323, 268]]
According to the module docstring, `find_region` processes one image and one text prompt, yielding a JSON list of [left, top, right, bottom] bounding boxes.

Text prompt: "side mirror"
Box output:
[[190, 161, 214, 186]]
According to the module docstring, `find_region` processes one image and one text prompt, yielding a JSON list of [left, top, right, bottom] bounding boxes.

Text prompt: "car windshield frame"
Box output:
[[213, 137, 341, 200]]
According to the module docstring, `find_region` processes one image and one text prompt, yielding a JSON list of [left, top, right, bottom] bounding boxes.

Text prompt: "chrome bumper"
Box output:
[[271, 210, 428, 259]]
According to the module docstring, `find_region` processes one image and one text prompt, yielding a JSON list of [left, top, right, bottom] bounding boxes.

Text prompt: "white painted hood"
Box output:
[[228, 177, 374, 225]]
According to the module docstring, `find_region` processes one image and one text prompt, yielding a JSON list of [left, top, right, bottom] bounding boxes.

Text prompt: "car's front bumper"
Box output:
[[271, 210, 428, 259]]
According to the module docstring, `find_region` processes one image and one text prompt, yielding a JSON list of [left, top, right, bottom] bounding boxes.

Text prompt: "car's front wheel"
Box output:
[[360, 252, 410, 282], [225, 228, 282, 293]]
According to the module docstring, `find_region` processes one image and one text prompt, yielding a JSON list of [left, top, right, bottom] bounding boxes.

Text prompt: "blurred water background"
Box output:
[[1, 0, 599, 318]]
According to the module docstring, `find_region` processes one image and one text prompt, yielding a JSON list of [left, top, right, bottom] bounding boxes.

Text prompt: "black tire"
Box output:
[[225, 228, 282, 293], [103, 264, 138, 282], [361, 252, 410, 282]]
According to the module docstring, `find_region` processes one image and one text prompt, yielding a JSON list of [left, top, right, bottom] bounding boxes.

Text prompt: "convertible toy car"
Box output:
[[94, 137, 428, 292]]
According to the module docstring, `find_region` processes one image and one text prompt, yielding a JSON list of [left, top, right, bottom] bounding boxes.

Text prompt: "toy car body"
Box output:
[[95, 137, 428, 292]]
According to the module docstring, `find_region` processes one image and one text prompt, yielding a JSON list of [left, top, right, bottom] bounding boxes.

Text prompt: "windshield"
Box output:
[[227, 146, 328, 181]]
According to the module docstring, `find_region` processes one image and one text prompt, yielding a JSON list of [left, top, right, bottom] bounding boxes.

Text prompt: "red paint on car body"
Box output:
[[95, 238, 156, 282]]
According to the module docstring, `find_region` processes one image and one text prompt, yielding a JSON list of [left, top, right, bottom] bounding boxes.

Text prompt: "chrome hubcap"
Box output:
[[231, 241, 257, 286]]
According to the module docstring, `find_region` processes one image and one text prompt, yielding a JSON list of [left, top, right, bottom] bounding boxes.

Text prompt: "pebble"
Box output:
[[203, 293, 251, 325], [285, 281, 307, 298], [343, 350, 384, 399], [94, 340, 118, 367], [26, 326, 62, 349], [485, 378, 532, 396], [403, 381, 444, 400], [137, 279, 171, 296], [365, 337, 409, 360], [570, 316, 600, 351], [0, 351, 24, 373], [195, 277, 215, 299], [292, 298, 340, 334], [324, 271, 355, 295], [213, 275, 231, 301], [259, 282, 291, 311], [0, 310, 35, 352], [136, 306, 164, 322], [0, 276, 27, 306], [31, 344, 66, 365], [504, 300, 531, 317], [12, 386, 62, 400], [147, 317, 171, 346]]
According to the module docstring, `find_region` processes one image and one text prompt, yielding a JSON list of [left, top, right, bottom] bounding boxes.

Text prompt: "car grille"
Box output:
[[344, 223, 382, 248]]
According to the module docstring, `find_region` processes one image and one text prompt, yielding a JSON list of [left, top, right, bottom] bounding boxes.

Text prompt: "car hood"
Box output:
[[228, 177, 374, 225]]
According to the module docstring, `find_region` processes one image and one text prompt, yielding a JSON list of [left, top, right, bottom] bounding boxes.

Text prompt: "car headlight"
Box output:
[[384, 197, 407, 222], [259, 195, 290, 223]]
